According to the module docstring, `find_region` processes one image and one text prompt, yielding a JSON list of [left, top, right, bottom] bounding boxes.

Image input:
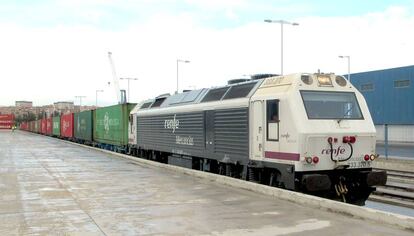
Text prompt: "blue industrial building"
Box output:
[[350, 65, 414, 143]]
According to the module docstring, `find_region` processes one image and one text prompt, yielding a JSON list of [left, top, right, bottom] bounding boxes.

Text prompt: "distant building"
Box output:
[[15, 101, 33, 108], [351, 65, 414, 143], [0, 101, 96, 122], [54, 101, 74, 110]]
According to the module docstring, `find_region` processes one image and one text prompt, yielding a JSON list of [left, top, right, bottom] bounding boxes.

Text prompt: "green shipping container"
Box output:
[[93, 103, 136, 147], [74, 110, 93, 141], [53, 116, 60, 136]]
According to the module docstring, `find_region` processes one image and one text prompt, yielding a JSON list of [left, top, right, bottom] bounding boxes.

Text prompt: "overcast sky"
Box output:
[[1, 0, 413, 106]]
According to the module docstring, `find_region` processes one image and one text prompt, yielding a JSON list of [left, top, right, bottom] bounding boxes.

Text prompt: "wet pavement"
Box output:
[[0, 130, 412, 235]]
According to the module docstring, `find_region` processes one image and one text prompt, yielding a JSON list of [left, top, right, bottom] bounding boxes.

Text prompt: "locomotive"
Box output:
[[128, 73, 387, 205]]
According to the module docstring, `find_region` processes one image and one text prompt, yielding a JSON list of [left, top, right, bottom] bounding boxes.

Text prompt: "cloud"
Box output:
[[0, 4, 413, 107]]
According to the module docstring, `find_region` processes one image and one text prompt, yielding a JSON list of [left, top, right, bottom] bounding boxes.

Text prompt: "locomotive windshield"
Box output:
[[301, 91, 363, 119]]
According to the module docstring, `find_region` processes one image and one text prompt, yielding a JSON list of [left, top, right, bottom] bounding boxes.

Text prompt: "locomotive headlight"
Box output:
[[370, 154, 376, 161], [335, 75, 347, 87], [305, 156, 313, 164], [317, 74, 333, 87], [301, 74, 313, 85]]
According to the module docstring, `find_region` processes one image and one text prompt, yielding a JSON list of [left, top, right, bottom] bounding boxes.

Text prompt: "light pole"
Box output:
[[120, 78, 138, 102], [264, 19, 299, 75], [75, 96, 86, 112], [338, 55, 351, 82], [95, 90, 104, 107], [176, 59, 190, 94]]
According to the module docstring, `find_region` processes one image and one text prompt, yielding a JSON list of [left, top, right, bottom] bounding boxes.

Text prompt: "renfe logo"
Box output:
[[164, 114, 179, 133], [321, 146, 346, 157]]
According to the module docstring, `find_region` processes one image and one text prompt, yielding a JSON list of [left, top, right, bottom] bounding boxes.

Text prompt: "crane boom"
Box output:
[[108, 52, 122, 104]]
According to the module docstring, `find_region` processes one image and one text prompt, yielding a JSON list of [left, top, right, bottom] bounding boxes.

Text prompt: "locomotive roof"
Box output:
[[139, 79, 263, 110], [131, 72, 353, 115]]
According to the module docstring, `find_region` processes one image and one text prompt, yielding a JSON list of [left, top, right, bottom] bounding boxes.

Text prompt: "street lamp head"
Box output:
[[177, 59, 190, 63], [264, 19, 299, 25]]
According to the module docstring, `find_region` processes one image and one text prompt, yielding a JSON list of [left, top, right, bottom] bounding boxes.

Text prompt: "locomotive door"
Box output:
[[205, 110, 215, 154], [251, 100, 264, 158]]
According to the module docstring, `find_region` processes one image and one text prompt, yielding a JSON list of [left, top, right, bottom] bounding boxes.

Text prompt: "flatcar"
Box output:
[[129, 73, 387, 205]]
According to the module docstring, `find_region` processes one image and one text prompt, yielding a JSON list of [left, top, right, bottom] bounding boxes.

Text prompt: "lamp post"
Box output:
[[338, 55, 351, 82], [95, 90, 104, 107], [74, 96, 86, 112], [176, 59, 190, 94], [264, 19, 299, 75], [120, 78, 138, 102]]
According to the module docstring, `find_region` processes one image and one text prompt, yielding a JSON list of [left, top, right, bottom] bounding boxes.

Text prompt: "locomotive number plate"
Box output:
[[348, 161, 371, 169]]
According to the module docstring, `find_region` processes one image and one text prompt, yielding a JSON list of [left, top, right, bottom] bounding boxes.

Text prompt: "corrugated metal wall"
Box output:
[[375, 125, 414, 143], [351, 65, 414, 125], [137, 107, 250, 163], [213, 109, 249, 159]]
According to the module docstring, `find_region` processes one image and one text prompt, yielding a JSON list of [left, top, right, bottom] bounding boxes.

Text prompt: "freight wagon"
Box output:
[[130, 73, 387, 205]]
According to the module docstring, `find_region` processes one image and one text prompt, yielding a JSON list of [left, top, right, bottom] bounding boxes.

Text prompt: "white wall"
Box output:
[[375, 125, 414, 143]]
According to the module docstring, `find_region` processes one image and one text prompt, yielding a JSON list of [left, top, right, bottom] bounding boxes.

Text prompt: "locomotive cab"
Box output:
[[249, 73, 386, 204]]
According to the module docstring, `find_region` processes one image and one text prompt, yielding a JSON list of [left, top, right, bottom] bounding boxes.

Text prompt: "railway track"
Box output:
[[369, 169, 414, 208]]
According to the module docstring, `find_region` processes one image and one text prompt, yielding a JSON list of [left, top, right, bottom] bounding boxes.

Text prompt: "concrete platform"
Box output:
[[373, 157, 414, 172], [0, 130, 412, 235]]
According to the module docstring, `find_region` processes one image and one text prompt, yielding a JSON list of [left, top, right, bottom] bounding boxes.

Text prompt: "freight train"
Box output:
[[20, 73, 387, 205]]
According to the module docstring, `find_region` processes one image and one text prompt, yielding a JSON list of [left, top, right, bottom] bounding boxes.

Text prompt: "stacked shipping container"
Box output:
[[41, 119, 47, 134], [53, 116, 60, 136], [46, 117, 53, 135], [19, 104, 137, 151], [94, 103, 136, 147], [0, 114, 15, 129], [61, 113, 74, 138], [19, 122, 28, 130], [74, 110, 93, 142]]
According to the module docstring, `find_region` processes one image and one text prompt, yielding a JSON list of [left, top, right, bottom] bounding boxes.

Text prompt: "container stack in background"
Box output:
[[0, 114, 15, 129]]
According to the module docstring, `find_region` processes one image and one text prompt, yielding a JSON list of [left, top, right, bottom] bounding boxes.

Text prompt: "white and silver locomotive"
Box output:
[[129, 73, 386, 205]]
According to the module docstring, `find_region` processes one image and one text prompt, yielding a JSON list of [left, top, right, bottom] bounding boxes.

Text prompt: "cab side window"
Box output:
[[266, 99, 279, 141]]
